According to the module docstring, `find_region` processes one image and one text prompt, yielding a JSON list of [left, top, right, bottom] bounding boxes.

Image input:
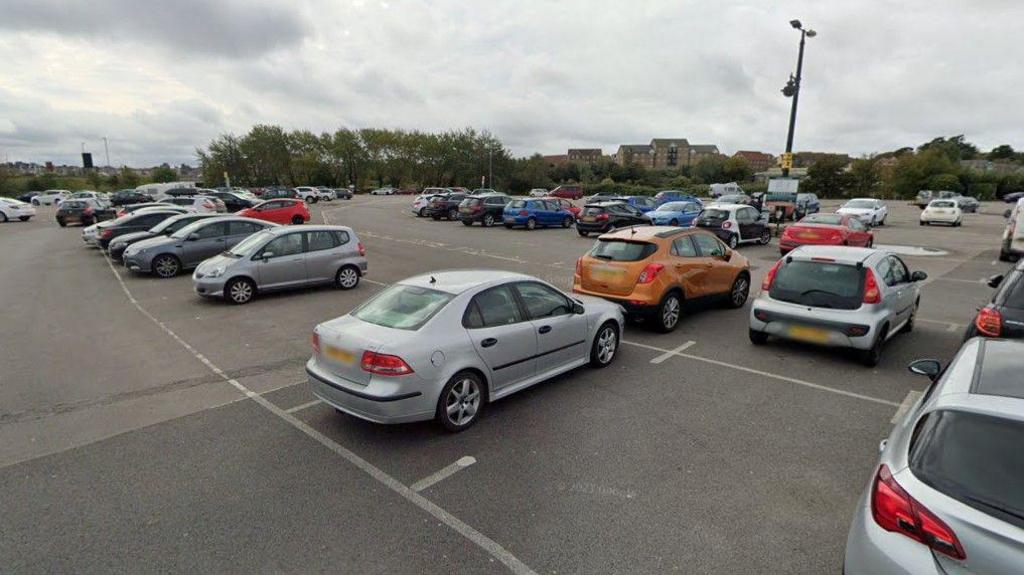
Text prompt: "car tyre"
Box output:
[[152, 254, 181, 278], [483, 213, 495, 227], [727, 274, 750, 308], [57, 218, 66, 227], [436, 371, 485, 432], [526, 217, 536, 230], [226, 277, 256, 305], [448, 208, 459, 221], [32, 199, 40, 206], [727, 233, 739, 249], [758, 228, 771, 245], [589, 321, 619, 368], [561, 216, 573, 228], [860, 327, 887, 367], [0, 212, 7, 223], [291, 215, 304, 225], [19, 216, 30, 222], [749, 328, 768, 345], [654, 291, 682, 333], [669, 218, 678, 226], [577, 229, 588, 237], [901, 301, 918, 334], [335, 265, 360, 290], [461, 219, 473, 226], [417, 207, 425, 217]]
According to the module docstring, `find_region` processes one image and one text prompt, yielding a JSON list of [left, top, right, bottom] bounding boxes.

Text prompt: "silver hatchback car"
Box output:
[[307, 270, 625, 431], [749, 246, 927, 366], [193, 225, 367, 304], [845, 338, 1024, 574], [123, 216, 277, 277]]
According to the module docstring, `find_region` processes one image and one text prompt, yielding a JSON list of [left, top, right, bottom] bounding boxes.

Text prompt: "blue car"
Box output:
[[607, 195, 658, 213], [503, 198, 575, 230], [647, 200, 704, 227], [795, 192, 820, 218], [653, 190, 700, 206]]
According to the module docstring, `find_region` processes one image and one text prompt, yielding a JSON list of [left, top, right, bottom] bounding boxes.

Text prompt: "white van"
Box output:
[[135, 181, 197, 200], [709, 182, 744, 198], [1000, 198, 1024, 261]]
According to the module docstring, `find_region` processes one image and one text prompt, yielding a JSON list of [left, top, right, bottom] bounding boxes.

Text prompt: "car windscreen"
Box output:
[[843, 200, 875, 209], [581, 206, 606, 216], [60, 201, 88, 209], [508, 200, 527, 209], [801, 214, 844, 225], [910, 410, 1024, 529], [152, 215, 199, 234], [228, 229, 274, 256], [999, 272, 1024, 309], [352, 284, 454, 331], [590, 240, 657, 261], [462, 198, 483, 207], [769, 260, 865, 310], [656, 202, 688, 212], [700, 208, 729, 222]]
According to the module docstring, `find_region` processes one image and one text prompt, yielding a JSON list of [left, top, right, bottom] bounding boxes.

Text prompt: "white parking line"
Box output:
[[916, 317, 961, 330], [946, 323, 960, 332], [100, 254, 537, 575], [622, 339, 900, 407], [649, 340, 696, 364], [285, 399, 321, 414], [891, 390, 923, 424], [932, 277, 984, 285], [411, 456, 477, 492]]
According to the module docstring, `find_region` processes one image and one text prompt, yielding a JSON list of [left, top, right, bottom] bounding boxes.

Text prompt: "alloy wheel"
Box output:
[[337, 267, 359, 289], [153, 256, 179, 278], [229, 280, 254, 304], [731, 276, 750, 307], [483, 214, 494, 227], [445, 378, 481, 427], [759, 229, 771, 245], [596, 326, 617, 364], [661, 295, 680, 330], [728, 234, 739, 249]]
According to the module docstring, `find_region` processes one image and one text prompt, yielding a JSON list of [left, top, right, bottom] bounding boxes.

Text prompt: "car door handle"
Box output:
[[538, 325, 552, 334], [481, 338, 498, 348]]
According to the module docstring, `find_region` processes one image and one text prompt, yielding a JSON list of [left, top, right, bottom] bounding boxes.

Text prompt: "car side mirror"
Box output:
[[988, 274, 1005, 289], [187, 233, 199, 241], [910, 271, 928, 282], [260, 251, 274, 261], [908, 359, 942, 382], [1004, 209, 1013, 219], [572, 302, 585, 315]]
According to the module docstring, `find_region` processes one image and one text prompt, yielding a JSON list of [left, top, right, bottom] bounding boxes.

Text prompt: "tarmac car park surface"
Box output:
[[0, 196, 1012, 574]]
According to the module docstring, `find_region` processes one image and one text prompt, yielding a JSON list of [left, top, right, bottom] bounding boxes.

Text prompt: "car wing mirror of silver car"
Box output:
[[988, 274, 1004, 289], [572, 302, 585, 314], [908, 359, 942, 381], [910, 271, 928, 282]]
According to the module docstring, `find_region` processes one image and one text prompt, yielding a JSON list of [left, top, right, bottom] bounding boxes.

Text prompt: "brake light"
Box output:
[[83, 207, 94, 215], [722, 220, 732, 229], [596, 213, 609, 221], [863, 269, 881, 304], [637, 263, 665, 284], [357, 241, 366, 257], [360, 350, 414, 376], [203, 201, 215, 209], [871, 465, 966, 560], [100, 228, 114, 239], [311, 331, 320, 354], [975, 306, 1002, 337], [762, 260, 783, 291]]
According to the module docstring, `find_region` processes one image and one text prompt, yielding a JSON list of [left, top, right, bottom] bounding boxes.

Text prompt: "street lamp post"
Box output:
[[781, 19, 816, 177]]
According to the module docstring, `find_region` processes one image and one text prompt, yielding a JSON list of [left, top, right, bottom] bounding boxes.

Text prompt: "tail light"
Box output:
[[863, 269, 882, 304], [101, 228, 114, 239], [762, 260, 783, 291], [871, 465, 966, 560], [518, 210, 529, 216], [637, 263, 665, 284], [975, 306, 1002, 337], [357, 242, 366, 256], [311, 331, 320, 354], [83, 207, 95, 215], [203, 201, 215, 209], [360, 350, 414, 376], [596, 213, 609, 221], [575, 257, 582, 276], [722, 220, 733, 229]]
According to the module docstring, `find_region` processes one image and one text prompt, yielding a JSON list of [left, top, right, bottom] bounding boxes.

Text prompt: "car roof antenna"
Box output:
[[429, 275, 437, 284]]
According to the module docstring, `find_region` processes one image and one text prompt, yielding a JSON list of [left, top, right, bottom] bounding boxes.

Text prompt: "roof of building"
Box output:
[[690, 144, 720, 153], [618, 144, 652, 152], [650, 138, 690, 147], [734, 150, 774, 160]]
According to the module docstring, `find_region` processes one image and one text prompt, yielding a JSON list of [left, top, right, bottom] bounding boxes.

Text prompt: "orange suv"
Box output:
[[572, 226, 752, 332]]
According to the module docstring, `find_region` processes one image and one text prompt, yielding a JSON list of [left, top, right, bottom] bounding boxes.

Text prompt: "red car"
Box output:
[[549, 185, 584, 200], [542, 196, 580, 218], [237, 199, 310, 225], [779, 213, 873, 255]]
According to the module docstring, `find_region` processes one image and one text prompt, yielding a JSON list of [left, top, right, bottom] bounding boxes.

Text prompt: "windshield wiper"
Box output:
[[801, 288, 844, 298], [594, 254, 613, 260]]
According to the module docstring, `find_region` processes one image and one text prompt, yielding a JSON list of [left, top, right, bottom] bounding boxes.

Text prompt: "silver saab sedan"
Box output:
[[307, 270, 625, 431]]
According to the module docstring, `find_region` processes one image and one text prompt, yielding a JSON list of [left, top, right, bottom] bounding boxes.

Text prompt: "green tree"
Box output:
[[848, 157, 882, 197], [801, 154, 853, 197], [989, 145, 1016, 160], [885, 148, 960, 198], [722, 156, 752, 182], [692, 155, 727, 184], [86, 170, 102, 190], [927, 173, 963, 193], [150, 165, 177, 183], [917, 135, 978, 161], [119, 166, 140, 188]]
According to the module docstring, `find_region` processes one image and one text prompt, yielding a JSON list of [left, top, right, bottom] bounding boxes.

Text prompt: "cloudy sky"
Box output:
[[1, 0, 1021, 167]]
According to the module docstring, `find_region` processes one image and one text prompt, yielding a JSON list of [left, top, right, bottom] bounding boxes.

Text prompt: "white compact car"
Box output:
[[370, 187, 397, 195], [837, 198, 888, 227], [920, 199, 963, 226], [1000, 198, 1024, 261], [0, 198, 36, 222], [294, 187, 321, 203], [528, 188, 549, 197], [32, 190, 71, 206]]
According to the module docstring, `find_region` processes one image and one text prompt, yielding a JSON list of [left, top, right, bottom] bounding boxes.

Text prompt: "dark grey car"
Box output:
[[122, 216, 277, 278]]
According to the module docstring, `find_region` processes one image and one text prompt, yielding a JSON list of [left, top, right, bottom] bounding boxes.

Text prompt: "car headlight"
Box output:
[[206, 266, 226, 278]]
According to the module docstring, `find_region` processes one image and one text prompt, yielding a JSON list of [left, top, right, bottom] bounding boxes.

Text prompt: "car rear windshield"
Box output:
[[931, 201, 956, 208], [508, 200, 527, 209], [770, 260, 865, 310], [802, 214, 844, 225], [910, 410, 1024, 529], [701, 208, 729, 221], [463, 198, 483, 207], [581, 206, 606, 216], [61, 201, 88, 209], [352, 284, 454, 330], [999, 272, 1024, 309], [590, 240, 657, 262]]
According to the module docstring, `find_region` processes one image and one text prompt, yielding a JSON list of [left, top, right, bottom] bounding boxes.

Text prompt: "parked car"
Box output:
[[549, 185, 584, 200], [844, 338, 1024, 574], [116, 202, 179, 218], [584, 191, 620, 204], [963, 261, 1024, 340], [709, 182, 745, 198], [503, 198, 576, 230], [369, 187, 397, 195], [653, 190, 698, 206], [291, 187, 319, 203], [764, 191, 799, 222], [210, 191, 258, 212], [710, 193, 752, 206], [315, 187, 336, 201], [919, 199, 963, 226], [307, 270, 623, 430], [693, 204, 771, 249], [470, 188, 498, 195], [123, 217, 277, 278], [162, 195, 226, 213], [94, 209, 183, 249], [999, 198, 1024, 261], [17, 191, 41, 203], [261, 188, 299, 200], [913, 190, 934, 209], [108, 213, 219, 261], [426, 192, 469, 220], [542, 197, 581, 219], [575, 201, 649, 236], [334, 188, 354, 200], [838, 198, 889, 226], [160, 187, 200, 198], [795, 192, 821, 218], [109, 189, 151, 206], [237, 199, 311, 225], [1003, 191, 1024, 203], [606, 195, 658, 213], [779, 213, 874, 255], [193, 225, 367, 304], [411, 192, 446, 217], [31, 190, 70, 206], [749, 246, 926, 366], [55, 199, 107, 227], [528, 188, 549, 197], [573, 227, 751, 332], [458, 194, 512, 227], [646, 200, 703, 227], [955, 195, 980, 213], [0, 198, 36, 222]]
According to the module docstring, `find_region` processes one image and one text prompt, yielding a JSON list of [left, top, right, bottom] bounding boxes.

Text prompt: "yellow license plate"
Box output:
[[325, 346, 355, 364], [788, 326, 830, 343], [582, 216, 595, 222]]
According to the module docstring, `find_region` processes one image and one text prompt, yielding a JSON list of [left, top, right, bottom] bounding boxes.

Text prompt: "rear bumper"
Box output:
[[575, 221, 611, 233], [844, 491, 941, 575], [749, 298, 881, 350], [306, 359, 433, 424], [571, 285, 655, 316], [503, 215, 531, 226], [779, 238, 842, 254]]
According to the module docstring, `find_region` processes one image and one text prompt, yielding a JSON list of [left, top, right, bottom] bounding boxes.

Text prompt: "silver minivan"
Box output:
[[192, 225, 367, 304]]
